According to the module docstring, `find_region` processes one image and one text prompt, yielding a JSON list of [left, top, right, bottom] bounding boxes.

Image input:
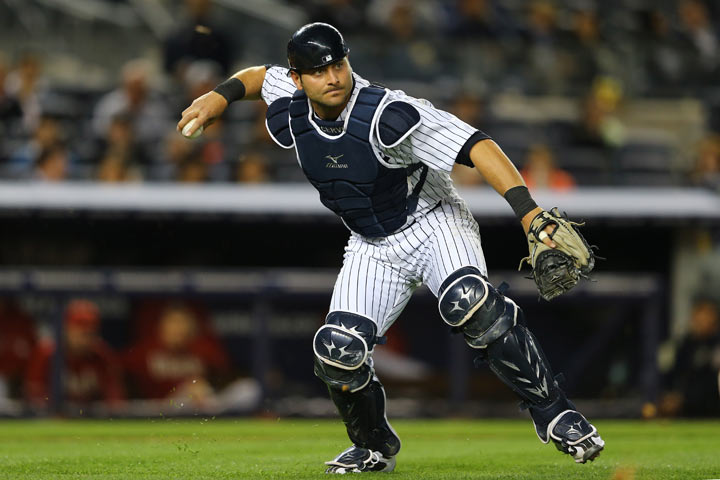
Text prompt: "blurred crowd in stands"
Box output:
[[0, 296, 261, 416], [1, 0, 720, 189]]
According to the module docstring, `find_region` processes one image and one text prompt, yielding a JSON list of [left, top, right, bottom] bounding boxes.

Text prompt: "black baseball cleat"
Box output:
[[324, 445, 396, 474], [538, 410, 605, 463]]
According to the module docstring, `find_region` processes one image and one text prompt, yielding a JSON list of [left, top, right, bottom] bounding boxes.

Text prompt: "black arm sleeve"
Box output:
[[455, 130, 492, 167]]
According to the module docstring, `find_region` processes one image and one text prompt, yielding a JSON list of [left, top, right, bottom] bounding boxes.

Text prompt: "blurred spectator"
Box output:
[[160, 125, 226, 183], [444, 0, 511, 40], [447, 90, 486, 128], [195, 118, 226, 167], [0, 299, 37, 400], [307, 0, 369, 34], [25, 299, 125, 409], [367, 0, 442, 31], [177, 156, 209, 183], [123, 302, 230, 405], [162, 130, 194, 165], [102, 115, 134, 161], [96, 152, 140, 183], [370, 0, 442, 80], [172, 59, 223, 118], [660, 298, 720, 417], [33, 143, 69, 182], [573, 95, 606, 149], [639, 9, 687, 93], [560, 7, 606, 90], [521, 0, 563, 93], [163, 0, 235, 78], [158, 130, 196, 181], [677, 0, 719, 86], [691, 134, 720, 191], [92, 114, 149, 168], [0, 52, 22, 136], [3, 51, 46, 129], [572, 78, 625, 150], [8, 115, 64, 177], [521, 143, 575, 191], [235, 152, 269, 183], [92, 59, 170, 157]]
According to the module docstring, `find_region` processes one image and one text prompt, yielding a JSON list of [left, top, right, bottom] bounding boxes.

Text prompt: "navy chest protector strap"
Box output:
[[407, 162, 429, 214]]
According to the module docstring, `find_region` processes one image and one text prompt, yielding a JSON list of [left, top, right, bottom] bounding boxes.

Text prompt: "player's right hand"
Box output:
[[177, 91, 229, 137]]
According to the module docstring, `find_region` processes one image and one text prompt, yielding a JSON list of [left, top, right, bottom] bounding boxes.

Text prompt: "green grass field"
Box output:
[[0, 418, 718, 479]]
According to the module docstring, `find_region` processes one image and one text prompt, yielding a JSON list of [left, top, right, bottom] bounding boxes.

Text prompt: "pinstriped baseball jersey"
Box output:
[[262, 66, 487, 333]]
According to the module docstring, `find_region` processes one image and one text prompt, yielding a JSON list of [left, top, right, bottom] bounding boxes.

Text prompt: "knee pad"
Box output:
[[313, 312, 378, 393], [438, 266, 489, 327], [438, 267, 517, 348]]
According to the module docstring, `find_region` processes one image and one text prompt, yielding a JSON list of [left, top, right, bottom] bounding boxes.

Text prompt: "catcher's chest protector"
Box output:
[[267, 87, 413, 237]]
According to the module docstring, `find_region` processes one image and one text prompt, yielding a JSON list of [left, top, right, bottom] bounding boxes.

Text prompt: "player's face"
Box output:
[[292, 58, 353, 109]]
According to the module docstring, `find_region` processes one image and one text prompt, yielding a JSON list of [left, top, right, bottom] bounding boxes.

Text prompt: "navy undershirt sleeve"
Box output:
[[455, 130, 492, 167]]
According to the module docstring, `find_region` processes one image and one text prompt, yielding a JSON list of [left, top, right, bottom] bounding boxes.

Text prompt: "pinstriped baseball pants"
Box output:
[[329, 199, 487, 335]]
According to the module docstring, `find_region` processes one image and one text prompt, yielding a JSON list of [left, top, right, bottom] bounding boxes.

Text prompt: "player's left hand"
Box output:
[[521, 207, 557, 249], [519, 207, 595, 301]]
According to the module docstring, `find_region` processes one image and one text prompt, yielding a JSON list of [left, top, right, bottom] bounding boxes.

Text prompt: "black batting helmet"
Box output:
[[287, 23, 349, 73]]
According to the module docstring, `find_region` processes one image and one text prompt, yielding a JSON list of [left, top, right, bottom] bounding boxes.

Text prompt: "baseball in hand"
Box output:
[[181, 118, 204, 139]]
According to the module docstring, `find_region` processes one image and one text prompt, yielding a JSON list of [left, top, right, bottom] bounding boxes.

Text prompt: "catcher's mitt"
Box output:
[[520, 207, 595, 301]]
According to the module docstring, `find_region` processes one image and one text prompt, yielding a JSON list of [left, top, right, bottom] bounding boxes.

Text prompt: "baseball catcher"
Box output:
[[178, 22, 605, 474]]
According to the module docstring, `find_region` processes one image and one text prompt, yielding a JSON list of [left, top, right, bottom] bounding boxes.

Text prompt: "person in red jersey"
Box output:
[[25, 299, 125, 410], [123, 302, 230, 405], [0, 299, 37, 399]]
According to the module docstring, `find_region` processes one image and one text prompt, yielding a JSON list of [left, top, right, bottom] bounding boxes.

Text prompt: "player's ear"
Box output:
[[289, 70, 303, 90]]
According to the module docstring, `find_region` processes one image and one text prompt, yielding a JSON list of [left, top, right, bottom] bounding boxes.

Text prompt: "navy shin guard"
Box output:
[[328, 379, 401, 457]]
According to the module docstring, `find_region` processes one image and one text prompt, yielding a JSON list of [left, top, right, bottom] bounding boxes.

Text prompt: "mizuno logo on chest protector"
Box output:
[[325, 154, 348, 168]]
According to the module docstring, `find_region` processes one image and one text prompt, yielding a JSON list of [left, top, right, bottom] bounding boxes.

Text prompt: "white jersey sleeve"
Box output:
[[261, 66, 296, 106], [378, 94, 478, 172]]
